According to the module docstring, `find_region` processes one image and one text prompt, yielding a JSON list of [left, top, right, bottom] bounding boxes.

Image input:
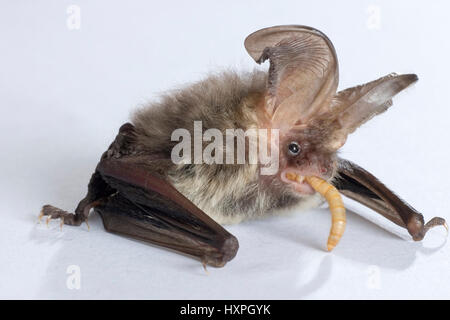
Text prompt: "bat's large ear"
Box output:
[[244, 25, 339, 128], [324, 73, 418, 150]]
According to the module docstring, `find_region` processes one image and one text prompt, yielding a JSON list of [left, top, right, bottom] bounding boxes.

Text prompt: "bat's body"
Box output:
[[133, 70, 322, 225], [41, 25, 446, 267]]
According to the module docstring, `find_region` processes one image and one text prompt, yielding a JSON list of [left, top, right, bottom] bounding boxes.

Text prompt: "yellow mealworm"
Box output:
[[305, 176, 346, 251]]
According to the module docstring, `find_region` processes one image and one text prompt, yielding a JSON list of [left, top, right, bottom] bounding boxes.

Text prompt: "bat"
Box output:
[[40, 25, 447, 268]]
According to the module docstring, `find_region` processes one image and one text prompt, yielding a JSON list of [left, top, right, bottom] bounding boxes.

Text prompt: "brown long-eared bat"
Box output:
[[40, 25, 447, 267]]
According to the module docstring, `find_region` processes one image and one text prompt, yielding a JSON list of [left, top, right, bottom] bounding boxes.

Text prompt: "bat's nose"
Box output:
[[293, 163, 333, 181]]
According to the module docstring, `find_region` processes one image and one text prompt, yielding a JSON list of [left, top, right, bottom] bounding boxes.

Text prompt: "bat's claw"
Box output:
[[38, 209, 44, 224], [202, 261, 209, 275], [424, 217, 448, 237], [85, 218, 90, 231]]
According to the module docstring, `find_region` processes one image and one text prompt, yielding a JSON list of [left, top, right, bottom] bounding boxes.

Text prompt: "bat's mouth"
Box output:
[[281, 170, 316, 195]]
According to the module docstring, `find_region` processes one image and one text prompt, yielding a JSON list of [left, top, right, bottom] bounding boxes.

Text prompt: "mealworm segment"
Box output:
[[306, 176, 346, 251], [287, 173, 346, 251]]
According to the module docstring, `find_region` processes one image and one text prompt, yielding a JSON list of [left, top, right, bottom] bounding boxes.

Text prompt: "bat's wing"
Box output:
[[334, 158, 447, 240], [94, 157, 238, 267], [40, 124, 238, 267]]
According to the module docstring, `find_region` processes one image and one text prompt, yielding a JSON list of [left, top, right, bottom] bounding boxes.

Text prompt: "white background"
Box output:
[[1, 0, 449, 299]]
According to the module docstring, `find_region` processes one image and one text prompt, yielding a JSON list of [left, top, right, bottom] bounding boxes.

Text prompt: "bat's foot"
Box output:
[[39, 205, 85, 229]]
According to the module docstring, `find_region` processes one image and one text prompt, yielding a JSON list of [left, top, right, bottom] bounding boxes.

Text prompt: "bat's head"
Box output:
[[245, 25, 417, 195]]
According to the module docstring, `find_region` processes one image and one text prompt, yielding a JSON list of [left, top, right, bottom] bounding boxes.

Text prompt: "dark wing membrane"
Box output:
[[41, 123, 238, 268], [96, 157, 239, 267], [334, 158, 446, 240]]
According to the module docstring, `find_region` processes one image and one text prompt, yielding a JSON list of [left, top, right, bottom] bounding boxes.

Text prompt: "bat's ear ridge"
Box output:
[[244, 25, 335, 63], [244, 25, 339, 128], [325, 73, 418, 150]]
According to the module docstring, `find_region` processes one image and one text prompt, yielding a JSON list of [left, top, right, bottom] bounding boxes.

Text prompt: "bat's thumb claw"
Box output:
[[60, 217, 65, 231], [46, 216, 52, 227], [38, 210, 44, 224], [202, 261, 209, 275], [423, 217, 448, 238]]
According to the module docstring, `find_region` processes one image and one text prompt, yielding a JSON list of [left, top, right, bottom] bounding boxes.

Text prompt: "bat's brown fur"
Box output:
[[131, 70, 322, 224]]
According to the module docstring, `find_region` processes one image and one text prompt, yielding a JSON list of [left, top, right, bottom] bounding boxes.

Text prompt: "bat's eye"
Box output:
[[288, 142, 301, 156]]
